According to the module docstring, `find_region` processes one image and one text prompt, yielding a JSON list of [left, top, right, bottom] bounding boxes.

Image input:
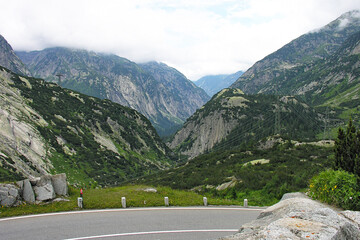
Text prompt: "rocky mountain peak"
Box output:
[[0, 34, 31, 76]]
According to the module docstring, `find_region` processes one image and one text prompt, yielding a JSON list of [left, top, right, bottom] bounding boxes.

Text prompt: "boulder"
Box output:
[[33, 175, 55, 201], [0, 184, 20, 207], [280, 192, 308, 201], [219, 193, 360, 240], [51, 173, 68, 196], [34, 183, 55, 201], [22, 179, 35, 203]]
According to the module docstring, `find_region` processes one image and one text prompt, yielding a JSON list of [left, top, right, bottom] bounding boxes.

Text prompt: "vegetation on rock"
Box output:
[[0, 66, 173, 187], [136, 141, 333, 206]]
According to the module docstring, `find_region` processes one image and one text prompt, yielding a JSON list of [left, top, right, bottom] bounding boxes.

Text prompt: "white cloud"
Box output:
[[0, 0, 359, 80]]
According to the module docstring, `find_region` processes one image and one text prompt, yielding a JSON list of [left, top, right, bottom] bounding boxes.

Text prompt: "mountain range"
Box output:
[[169, 10, 360, 158], [194, 71, 243, 97], [0, 10, 359, 193], [231, 10, 360, 100], [136, 11, 360, 199], [15, 48, 209, 136]]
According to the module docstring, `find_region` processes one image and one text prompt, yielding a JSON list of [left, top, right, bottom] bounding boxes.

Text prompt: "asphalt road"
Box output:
[[0, 207, 262, 240]]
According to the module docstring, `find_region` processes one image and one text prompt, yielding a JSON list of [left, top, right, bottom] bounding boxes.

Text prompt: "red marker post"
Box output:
[[78, 188, 83, 208]]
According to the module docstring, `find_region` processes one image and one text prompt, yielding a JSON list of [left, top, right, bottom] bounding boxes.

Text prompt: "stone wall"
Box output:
[[219, 192, 360, 240], [0, 173, 68, 207]]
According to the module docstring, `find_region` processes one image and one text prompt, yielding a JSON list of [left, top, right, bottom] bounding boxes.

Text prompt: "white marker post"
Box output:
[[164, 197, 169, 206], [77, 197, 83, 208], [203, 197, 208, 206], [244, 199, 248, 208], [121, 197, 126, 208]]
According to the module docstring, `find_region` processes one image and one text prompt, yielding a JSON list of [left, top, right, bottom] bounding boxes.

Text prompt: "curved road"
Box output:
[[0, 207, 262, 240]]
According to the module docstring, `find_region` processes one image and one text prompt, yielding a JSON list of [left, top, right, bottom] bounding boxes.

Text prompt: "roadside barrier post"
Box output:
[[164, 197, 169, 206], [244, 199, 248, 208], [77, 197, 83, 208], [121, 197, 126, 208], [203, 197, 208, 206]]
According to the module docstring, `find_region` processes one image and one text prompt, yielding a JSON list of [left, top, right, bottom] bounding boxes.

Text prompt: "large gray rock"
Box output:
[[0, 184, 20, 207], [51, 173, 68, 196], [219, 193, 360, 240], [22, 179, 35, 203], [33, 175, 55, 201], [341, 210, 360, 224], [280, 192, 308, 201]]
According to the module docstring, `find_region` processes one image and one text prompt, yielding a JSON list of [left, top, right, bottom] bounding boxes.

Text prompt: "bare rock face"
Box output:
[[219, 193, 360, 240], [0, 34, 31, 76], [0, 69, 52, 179]]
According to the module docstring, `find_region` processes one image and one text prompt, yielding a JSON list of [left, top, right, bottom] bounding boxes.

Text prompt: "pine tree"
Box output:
[[334, 118, 360, 176]]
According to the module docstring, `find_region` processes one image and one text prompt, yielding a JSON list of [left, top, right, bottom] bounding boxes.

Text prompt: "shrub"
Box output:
[[309, 169, 360, 210], [334, 118, 360, 176]]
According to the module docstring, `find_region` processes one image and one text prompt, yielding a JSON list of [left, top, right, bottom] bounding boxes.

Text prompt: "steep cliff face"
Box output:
[[168, 88, 321, 158], [231, 10, 360, 96], [0, 34, 31, 76], [0, 69, 51, 180], [0, 66, 172, 186], [16, 49, 209, 136]]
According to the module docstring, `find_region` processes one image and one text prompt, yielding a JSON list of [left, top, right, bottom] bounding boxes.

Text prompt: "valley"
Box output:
[[0, 10, 359, 213]]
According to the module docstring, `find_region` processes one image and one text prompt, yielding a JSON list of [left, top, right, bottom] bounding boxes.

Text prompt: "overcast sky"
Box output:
[[0, 0, 359, 80]]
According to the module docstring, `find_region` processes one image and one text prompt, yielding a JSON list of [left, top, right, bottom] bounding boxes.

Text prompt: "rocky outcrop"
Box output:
[[0, 68, 52, 179], [0, 173, 68, 207], [0, 34, 31, 76], [219, 192, 360, 240], [169, 108, 239, 159]]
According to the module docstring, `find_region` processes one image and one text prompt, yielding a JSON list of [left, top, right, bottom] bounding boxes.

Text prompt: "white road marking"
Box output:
[[63, 229, 239, 240], [0, 207, 263, 222]]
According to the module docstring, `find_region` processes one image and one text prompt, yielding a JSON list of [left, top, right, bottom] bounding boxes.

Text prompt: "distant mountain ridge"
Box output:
[[231, 10, 360, 96], [195, 71, 243, 96], [16, 48, 209, 136]]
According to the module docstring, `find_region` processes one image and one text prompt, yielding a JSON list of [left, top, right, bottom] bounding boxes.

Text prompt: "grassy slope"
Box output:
[[0, 185, 246, 218], [0, 66, 172, 186], [135, 142, 333, 206]]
